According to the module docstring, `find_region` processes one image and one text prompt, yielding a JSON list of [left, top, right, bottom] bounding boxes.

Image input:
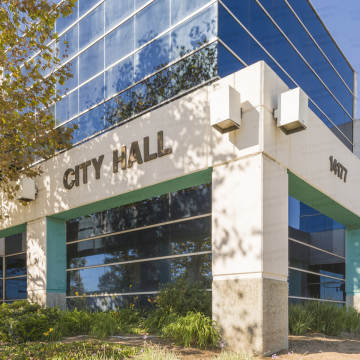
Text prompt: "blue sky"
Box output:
[[311, 0, 360, 118]]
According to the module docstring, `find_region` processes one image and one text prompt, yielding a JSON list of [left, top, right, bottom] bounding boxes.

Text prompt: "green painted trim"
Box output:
[[46, 290, 66, 294], [52, 168, 213, 221], [46, 217, 66, 293], [0, 223, 27, 238], [288, 170, 360, 227]]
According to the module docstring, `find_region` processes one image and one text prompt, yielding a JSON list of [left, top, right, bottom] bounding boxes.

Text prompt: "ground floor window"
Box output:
[[66, 183, 212, 310], [288, 196, 345, 304], [0, 232, 27, 303]]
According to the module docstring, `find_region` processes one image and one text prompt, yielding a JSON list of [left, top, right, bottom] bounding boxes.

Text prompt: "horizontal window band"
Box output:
[[219, 0, 355, 140], [66, 251, 212, 272], [288, 238, 346, 260], [257, 0, 354, 96], [289, 267, 345, 281], [4, 251, 27, 258], [281, 0, 354, 92], [4, 275, 27, 280], [66, 289, 212, 299], [54, 38, 218, 129], [67, 213, 212, 245], [289, 296, 345, 304]]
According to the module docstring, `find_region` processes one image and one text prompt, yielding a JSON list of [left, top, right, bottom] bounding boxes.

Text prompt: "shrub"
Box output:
[[90, 312, 117, 339], [155, 279, 212, 317], [143, 309, 177, 333], [288, 303, 314, 335], [0, 301, 61, 343], [344, 306, 360, 333], [305, 301, 346, 336], [111, 306, 143, 334], [161, 311, 219, 348]]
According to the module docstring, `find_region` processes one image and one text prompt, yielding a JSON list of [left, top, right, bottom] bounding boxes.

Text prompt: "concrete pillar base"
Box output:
[[346, 295, 360, 311], [212, 278, 288, 356], [28, 290, 66, 310]]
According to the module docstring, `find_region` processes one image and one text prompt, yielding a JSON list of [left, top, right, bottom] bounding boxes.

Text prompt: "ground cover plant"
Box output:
[[288, 301, 360, 336], [0, 341, 138, 360], [0, 280, 218, 349]]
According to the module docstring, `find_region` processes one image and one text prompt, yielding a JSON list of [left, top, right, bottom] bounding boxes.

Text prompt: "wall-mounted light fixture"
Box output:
[[273, 87, 308, 135], [16, 178, 37, 202], [210, 85, 241, 134]]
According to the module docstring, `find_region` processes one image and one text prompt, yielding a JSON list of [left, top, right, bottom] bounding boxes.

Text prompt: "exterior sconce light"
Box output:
[[273, 87, 308, 135], [16, 178, 37, 202], [210, 85, 241, 134]]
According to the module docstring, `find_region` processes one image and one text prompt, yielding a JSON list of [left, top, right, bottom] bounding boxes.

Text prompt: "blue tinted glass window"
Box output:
[[55, 90, 78, 126], [57, 4, 78, 34], [5, 233, 26, 255], [67, 254, 211, 295], [218, 4, 249, 64], [135, 0, 170, 47], [105, 90, 134, 127], [289, 269, 345, 302], [135, 0, 149, 10], [79, 0, 102, 17], [171, 4, 217, 61], [171, 0, 211, 25], [221, 0, 250, 29], [60, 118, 79, 145], [5, 277, 27, 300], [79, 3, 104, 52], [5, 254, 27, 277], [57, 57, 79, 94], [135, 33, 170, 82], [105, 56, 134, 99], [105, 0, 134, 32], [79, 74, 104, 113], [78, 104, 105, 141], [218, 43, 244, 78], [79, 39, 104, 85], [249, 0, 273, 49], [59, 24, 79, 64], [105, 17, 134, 68]]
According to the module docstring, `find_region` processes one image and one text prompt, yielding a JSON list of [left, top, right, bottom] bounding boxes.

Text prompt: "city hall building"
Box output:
[[0, 0, 359, 355]]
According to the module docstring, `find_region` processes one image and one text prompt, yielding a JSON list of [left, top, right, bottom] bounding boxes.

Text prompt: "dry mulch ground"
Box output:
[[62, 332, 360, 359]]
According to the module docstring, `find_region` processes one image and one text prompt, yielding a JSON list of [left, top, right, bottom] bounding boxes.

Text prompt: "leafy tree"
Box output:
[[0, 0, 77, 215]]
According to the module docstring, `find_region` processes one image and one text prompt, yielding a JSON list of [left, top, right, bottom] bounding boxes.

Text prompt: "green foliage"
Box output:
[[344, 306, 360, 333], [0, 301, 61, 343], [0, 341, 138, 360], [288, 303, 315, 335], [90, 312, 117, 339], [155, 279, 212, 317], [305, 301, 346, 336], [288, 301, 360, 336], [161, 311, 219, 348], [143, 309, 177, 333]]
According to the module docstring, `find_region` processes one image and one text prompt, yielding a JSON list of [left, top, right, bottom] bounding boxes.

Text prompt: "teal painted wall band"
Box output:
[[288, 170, 360, 228], [0, 223, 27, 238], [46, 217, 67, 293], [53, 168, 213, 221], [346, 228, 360, 294]]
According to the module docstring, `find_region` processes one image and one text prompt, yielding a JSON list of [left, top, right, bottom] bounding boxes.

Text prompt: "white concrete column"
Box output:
[[27, 217, 66, 309], [212, 153, 288, 355]]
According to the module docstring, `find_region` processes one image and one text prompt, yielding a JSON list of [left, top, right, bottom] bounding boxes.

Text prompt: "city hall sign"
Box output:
[[63, 131, 172, 190]]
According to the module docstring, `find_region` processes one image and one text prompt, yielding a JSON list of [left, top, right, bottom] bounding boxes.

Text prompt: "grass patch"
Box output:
[[0, 341, 138, 360]]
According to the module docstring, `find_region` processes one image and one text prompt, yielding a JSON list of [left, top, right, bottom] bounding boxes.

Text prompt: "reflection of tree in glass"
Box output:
[[105, 41, 217, 127], [171, 254, 212, 287], [68, 258, 86, 295]]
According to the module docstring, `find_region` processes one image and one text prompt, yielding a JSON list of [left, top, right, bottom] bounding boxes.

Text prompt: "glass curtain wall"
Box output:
[[288, 196, 346, 303], [0, 233, 27, 303], [219, 0, 355, 151], [43, 0, 355, 150], [66, 183, 212, 310]]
